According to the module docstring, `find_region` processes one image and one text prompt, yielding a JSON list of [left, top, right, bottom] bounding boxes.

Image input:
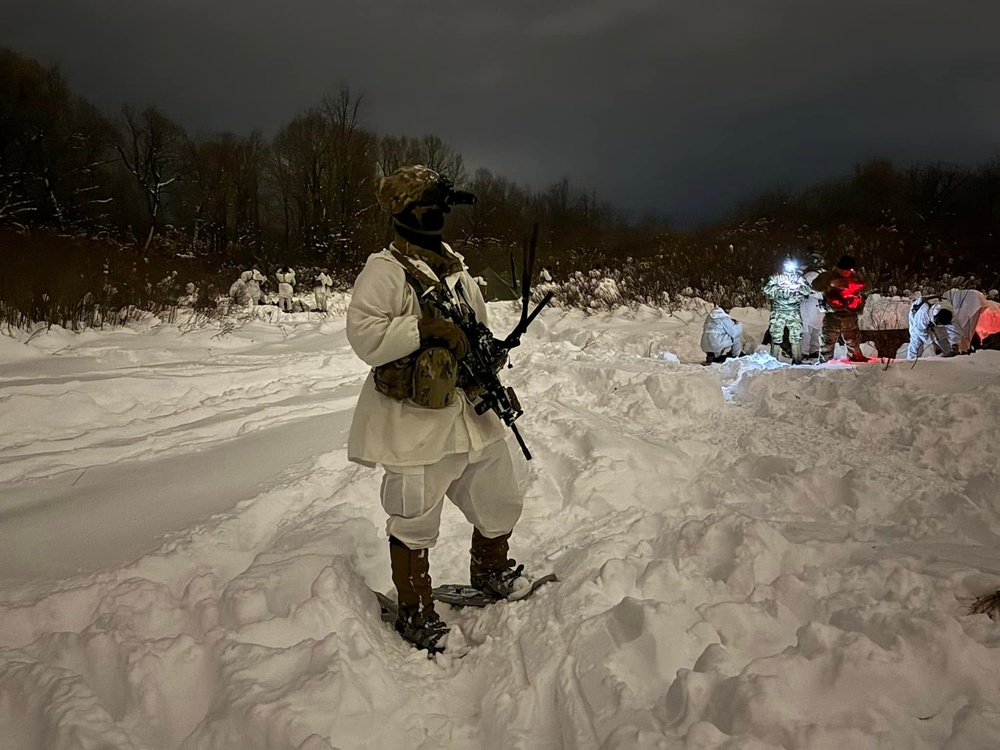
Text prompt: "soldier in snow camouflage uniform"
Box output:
[[812, 254, 868, 363], [800, 250, 827, 359], [907, 296, 958, 359], [346, 165, 526, 654], [763, 259, 813, 364]]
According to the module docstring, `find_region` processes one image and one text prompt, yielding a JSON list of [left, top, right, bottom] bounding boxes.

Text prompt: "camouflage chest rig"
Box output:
[[373, 246, 467, 409]]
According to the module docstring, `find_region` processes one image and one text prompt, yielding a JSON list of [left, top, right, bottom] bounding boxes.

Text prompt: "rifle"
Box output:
[[424, 223, 553, 460]]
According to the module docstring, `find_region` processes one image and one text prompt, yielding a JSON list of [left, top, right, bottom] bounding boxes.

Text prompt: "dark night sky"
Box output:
[[4, 1, 999, 226]]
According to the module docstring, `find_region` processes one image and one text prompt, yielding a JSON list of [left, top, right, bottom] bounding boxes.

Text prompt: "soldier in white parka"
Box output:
[[800, 250, 826, 359], [345, 165, 527, 654], [275, 267, 296, 312], [229, 271, 252, 306], [247, 268, 265, 305], [908, 297, 958, 359], [313, 269, 333, 312], [700, 306, 743, 363], [908, 289, 989, 358]]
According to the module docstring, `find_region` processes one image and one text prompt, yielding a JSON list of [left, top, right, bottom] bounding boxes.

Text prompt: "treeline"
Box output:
[[0, 47, 632, 280], [2, 46, 999, 315], [718, 158, 1000, 289]]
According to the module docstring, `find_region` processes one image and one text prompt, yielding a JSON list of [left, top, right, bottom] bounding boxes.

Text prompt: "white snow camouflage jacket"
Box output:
[[346, 243, 507, 467], [908, 297, 958, 358], [276, 270, 296, 297], [700, 307, 743, 355]]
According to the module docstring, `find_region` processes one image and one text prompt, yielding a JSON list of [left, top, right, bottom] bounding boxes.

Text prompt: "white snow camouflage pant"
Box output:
[[380, 439, 523, 549]]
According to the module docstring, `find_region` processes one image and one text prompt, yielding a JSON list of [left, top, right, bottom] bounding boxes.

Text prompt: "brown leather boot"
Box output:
[[470, 528, 524, 599], [389, 536, 448, 652]]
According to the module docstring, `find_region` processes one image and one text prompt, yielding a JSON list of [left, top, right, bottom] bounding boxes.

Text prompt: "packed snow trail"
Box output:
[[1, 301, 1000, 749], [0, 406, 357, 581]]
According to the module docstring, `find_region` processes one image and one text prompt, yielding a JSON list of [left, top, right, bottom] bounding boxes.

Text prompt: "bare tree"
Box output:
[[414, 134, 466, 183], [0, 50, 118, 230], [322, 84, 377, 256], [116, 105, 188, 250], [906, 162, 968, 220], [375, 133, 466, 183], [270, 110, 335, 254], [181, 132, 269, 254], [0, 160, 36, 226]]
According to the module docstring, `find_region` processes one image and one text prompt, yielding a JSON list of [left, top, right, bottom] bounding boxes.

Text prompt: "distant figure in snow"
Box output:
[[247, 268, 265, 305], [701, 305, 743, 364], [540, 266, 553, 283], [812, 255, 868, 363], [178, 282, 198, 307], [943, 288, 988, 353], [763, 258, 812, 364], [907, 289, 985, 358], [155, 270, 179, 304], [313, 269, 333, 312], [229, 271, 252, 306], [800, 249, 826, 359], [276, 267, 296, 312], [907, 296, 958, 359]]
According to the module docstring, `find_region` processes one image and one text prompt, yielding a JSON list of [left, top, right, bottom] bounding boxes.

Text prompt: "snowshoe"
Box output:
[[435, 573, 558, 608], [472, 562, 528, 600], [394, 610, 450, 654], [374, 591, 450, 654]]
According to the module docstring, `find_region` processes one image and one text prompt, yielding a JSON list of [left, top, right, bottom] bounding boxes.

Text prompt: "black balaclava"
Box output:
[[393, 199, 447, 253]]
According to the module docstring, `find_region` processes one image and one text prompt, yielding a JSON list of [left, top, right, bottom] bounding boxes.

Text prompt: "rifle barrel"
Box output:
[[511, 423, 531, 460]]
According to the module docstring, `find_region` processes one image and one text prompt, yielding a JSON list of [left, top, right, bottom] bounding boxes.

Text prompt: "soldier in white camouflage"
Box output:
[[763, 259, 813, 364], [345, 165, 527, 654], [800, 250, 826, 359]]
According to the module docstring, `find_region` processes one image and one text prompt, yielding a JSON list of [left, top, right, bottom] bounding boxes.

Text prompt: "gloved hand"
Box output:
[[418, 317, 470, 360]]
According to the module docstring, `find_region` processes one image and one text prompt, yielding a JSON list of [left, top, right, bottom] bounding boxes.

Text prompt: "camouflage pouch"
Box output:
[[373, 346, 458, 408], [373, 355, 416, 401], [411, 346, 458, 408]]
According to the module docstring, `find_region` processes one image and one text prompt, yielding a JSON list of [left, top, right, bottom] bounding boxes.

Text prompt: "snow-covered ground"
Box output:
[[2, 298, 1000, 750]]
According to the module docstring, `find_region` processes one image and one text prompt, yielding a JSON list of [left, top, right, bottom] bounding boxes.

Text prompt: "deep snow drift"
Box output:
[[1, 297, 1000, 750]]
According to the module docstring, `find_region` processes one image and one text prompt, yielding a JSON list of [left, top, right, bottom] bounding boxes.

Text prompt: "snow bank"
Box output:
[[2, 302, 1000, 749]]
